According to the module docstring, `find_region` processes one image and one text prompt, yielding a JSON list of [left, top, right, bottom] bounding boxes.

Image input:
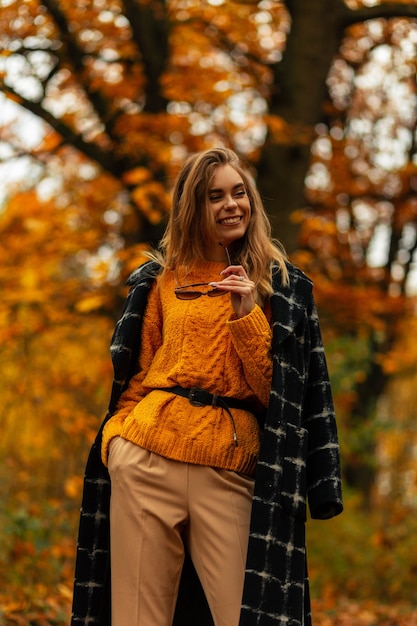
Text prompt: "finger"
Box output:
[[220, 265, 247, 278]]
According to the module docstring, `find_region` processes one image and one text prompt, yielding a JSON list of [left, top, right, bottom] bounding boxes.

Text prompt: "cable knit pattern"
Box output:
[[101, 261, 272, 476]]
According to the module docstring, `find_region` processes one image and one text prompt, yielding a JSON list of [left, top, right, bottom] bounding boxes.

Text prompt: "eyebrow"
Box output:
[[208, 182, 245, 193]]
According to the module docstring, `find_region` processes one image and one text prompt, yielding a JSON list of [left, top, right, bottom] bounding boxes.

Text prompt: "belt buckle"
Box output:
[[188, 387, 205, 407]]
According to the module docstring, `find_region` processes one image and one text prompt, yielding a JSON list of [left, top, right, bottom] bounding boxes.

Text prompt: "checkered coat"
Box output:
[[71, 261, 343, 626]]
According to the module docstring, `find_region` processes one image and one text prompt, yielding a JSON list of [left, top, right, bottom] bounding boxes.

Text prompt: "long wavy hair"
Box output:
[[148, 148, 289, 298]]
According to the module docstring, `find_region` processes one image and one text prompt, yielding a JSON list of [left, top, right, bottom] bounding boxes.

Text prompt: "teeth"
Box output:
[[220, 217, 241, 225]]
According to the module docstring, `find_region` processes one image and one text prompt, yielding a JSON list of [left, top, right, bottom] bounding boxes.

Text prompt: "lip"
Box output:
[[217, 216, 242, 226]]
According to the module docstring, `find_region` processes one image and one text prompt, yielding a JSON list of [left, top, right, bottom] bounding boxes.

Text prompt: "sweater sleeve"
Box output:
[[101, 281, 163, 463], [227, 304, 272, 407]]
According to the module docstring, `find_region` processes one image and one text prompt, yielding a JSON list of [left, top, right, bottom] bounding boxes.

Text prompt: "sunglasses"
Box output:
[[174, 282, 228, 300], [174, 245, 232, 300]]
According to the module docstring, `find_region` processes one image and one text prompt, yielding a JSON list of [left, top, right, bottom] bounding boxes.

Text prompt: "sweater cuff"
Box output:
[[227, 304, 271, 342], [101, 417, 124, 466]]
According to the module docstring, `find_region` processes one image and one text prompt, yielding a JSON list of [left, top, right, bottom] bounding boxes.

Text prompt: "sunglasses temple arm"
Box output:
[[218, 242, 232, 266]]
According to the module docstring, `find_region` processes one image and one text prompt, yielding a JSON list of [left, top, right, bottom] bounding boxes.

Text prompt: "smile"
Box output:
[[217, 216, 242, 225]]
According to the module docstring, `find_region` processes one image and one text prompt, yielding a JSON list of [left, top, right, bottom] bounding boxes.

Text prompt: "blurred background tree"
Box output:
[[1, 0, 417, 623]]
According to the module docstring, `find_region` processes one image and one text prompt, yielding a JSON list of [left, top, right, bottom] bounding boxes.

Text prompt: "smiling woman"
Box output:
[[72, 147, 343, 626]]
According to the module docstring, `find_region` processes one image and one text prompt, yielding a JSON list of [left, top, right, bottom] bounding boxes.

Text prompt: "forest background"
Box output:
[[1, 0, 417, 624]]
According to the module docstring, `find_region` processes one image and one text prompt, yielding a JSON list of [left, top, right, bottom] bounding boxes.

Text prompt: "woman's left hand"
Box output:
[[209, 265, 257, 318]]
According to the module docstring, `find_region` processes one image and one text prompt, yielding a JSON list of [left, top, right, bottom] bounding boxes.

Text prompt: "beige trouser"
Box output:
[[108, 437, 254, 626]]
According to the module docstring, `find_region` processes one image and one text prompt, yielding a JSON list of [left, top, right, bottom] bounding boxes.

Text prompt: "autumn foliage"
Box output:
[[2, 0, 417, 624]]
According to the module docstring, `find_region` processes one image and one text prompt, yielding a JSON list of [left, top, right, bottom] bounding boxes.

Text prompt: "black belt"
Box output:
[[155, 386, 258, 447]]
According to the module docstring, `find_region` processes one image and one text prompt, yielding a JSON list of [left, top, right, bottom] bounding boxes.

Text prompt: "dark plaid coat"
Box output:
[[71, 261, 343, 626]]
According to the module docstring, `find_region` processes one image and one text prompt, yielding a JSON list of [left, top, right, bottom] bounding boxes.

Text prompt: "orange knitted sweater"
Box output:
[[101, 261, 273, 477]]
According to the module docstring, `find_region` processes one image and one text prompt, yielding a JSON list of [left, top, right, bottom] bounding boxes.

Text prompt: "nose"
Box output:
[[224, 194, 238, 209]]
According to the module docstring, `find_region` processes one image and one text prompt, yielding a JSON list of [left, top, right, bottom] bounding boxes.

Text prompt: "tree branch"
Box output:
[[340, 2, 417, 28], [39, 0, 117, 134], [1, 84, 116, 174]]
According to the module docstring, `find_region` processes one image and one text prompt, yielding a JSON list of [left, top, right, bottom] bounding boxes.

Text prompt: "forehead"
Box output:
[[209, 164, 244, 189]]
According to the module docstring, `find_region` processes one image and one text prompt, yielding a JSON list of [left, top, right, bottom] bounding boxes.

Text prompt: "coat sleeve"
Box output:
[[304, 295, 343, 520]]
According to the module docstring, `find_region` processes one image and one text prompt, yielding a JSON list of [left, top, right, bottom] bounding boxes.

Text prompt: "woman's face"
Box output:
[[204, 164, 251, 258]]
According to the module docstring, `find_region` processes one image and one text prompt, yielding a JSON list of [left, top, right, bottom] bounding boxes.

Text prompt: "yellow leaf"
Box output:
[[75, 294, 107, 313], [122, 167, 152, 185]]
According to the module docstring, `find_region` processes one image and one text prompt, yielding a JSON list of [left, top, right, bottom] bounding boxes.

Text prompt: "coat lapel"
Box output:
[[269, 264, 313, 345]]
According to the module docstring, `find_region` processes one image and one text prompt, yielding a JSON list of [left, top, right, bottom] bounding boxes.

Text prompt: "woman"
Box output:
[[71, 148, 343, 626]]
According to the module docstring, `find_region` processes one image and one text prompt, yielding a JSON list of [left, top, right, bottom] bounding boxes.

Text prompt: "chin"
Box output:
[[222, 227, 246, 240]]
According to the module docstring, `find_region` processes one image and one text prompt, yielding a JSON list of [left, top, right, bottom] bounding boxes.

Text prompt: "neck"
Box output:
[[204, 252, 226, 262], [204, 242, 233, 263]]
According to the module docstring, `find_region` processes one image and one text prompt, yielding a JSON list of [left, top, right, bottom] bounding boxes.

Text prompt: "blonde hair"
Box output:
[[148, 147, 289, 298]]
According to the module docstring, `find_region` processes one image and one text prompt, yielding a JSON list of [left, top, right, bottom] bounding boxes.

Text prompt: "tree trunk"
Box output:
[[257, 0, 417, 253], [257, 0, 346, 253]]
